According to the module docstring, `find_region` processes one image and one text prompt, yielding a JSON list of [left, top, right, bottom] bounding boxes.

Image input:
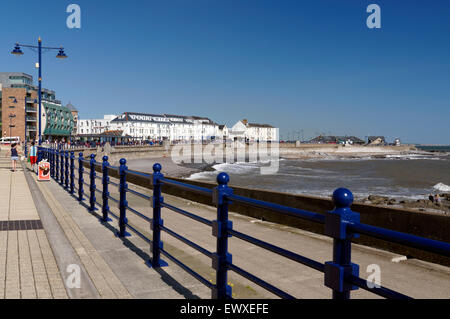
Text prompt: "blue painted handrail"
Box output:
[[101, 156, 111, 222], [37, 147, 450, 299]]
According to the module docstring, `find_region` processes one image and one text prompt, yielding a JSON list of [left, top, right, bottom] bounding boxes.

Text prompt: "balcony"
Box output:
[[26, 116, 37, 122], [26, 107, 37, 113], [25, 97, 36, 104], [42, 98, 62, 105]]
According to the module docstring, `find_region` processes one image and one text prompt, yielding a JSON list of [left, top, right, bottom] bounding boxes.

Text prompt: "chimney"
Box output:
[[242, 119, 248, 125]]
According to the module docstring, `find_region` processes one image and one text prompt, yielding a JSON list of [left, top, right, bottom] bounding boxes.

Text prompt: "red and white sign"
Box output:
[[38, 161, 50, 181]]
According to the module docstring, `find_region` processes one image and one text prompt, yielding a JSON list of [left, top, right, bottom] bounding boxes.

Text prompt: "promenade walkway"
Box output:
[[0, 152, 67, 298], [0, 150, 449, 299]]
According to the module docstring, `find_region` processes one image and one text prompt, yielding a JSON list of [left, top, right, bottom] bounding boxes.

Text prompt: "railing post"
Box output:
[[50, 148, 54, 178], [78, 152, 84, 201], [38, 147, 43, 173], [60, 148, 64, 184], [40, 147, 44, 169], [36, 146, 40, 164], [89, 154, 96, 212], [52, 147, 55, 178], [117, 158, 130, 237], [211, 172, 233, 299], [55, 149, 59, 180], [324, 188, 360, 299], [70, 151, 75, 194], [53, 147, 57, 177], [150, 163, 167, 267], [65, 150, 70, 189], [101, 156, 111, 222], [36, 147, 41, 175]]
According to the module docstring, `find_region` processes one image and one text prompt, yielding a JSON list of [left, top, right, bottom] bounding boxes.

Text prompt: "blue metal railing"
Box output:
[[37, 147, 450, 299]]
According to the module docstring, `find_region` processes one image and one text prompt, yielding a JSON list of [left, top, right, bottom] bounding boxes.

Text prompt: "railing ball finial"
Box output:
[[332, 187, 353, 208], [153, 163, 162, 173], [90, 153, 96, 159], [79, 152, 83, 157], [103, 155, 108, 162], [217, 172, 229, 185], [119, 158, 127, 165]]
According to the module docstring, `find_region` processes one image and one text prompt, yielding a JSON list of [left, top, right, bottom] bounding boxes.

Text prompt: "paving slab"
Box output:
[[0, 154, 68, 299]]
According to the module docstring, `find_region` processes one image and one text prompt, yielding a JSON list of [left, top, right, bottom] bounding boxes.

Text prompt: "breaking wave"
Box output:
[[433, 183, 450, 193]]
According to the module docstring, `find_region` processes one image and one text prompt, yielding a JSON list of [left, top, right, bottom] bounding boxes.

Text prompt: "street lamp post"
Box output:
[[11, 37, 68, 146], [24, 101, 26, 156]]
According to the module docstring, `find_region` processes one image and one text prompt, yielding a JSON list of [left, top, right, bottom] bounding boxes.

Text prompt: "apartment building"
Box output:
[[0, 72, 74, 142]]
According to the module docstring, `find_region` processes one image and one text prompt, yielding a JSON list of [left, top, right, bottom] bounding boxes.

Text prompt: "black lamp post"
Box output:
[[11, 37, 68, 146]]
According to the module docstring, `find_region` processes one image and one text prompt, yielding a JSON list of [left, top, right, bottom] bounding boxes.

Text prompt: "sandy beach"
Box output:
[[127, 156, 204, 178]]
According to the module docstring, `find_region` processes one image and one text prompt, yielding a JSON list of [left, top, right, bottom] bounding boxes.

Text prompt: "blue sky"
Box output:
[[1, 0, 449, 144]]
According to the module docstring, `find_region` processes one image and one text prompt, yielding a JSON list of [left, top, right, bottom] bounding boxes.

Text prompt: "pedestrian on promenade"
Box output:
[[29, 141, 38, 172], [9, 143, 19, 172]]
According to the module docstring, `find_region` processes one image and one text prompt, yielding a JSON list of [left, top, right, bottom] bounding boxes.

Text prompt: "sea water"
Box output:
[[187, 151, 450, 201]]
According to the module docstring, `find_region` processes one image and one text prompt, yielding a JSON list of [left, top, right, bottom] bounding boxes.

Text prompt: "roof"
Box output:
[[310, 135, 337, 143], [247, 123, 274, 128], [127, 111, 165, 117], [111, 112, 168, 123], [164, 114, 188, 119], [66, 102, 77, 112], [190, 116, 217, 125], [110, 112, 218, 125], [0, 72, 33, 78]]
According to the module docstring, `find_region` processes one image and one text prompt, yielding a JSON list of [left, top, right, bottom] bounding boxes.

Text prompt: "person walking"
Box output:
[[9, 143, 19, 172], [29, 141, 38, 172]]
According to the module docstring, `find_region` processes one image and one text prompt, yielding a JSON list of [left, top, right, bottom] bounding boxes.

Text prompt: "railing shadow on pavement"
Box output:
[[37, 146, 450, 299], [66, 191, 201, 299]]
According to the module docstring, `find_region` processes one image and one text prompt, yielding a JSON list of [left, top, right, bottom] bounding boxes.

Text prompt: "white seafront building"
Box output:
[[108, 112, 218, 142], [77, 115, 117, 135], [229, 119, 278, 142], [76, 112, 278, 143]]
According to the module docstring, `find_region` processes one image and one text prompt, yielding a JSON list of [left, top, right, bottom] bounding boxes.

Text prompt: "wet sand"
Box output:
[[126, 156, 205, 178]]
